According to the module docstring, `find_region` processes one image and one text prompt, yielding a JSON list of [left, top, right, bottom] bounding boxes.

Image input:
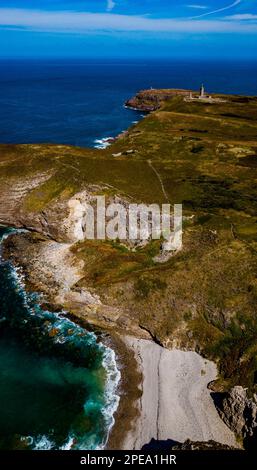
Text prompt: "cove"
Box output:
[[0, 226, 120, 450]]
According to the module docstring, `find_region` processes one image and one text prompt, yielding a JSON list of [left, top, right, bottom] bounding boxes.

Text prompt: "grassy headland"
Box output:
[[1, 89, 257, 393]]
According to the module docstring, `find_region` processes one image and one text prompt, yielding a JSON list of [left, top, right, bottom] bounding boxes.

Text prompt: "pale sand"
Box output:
[[122, 337, 238, 450]]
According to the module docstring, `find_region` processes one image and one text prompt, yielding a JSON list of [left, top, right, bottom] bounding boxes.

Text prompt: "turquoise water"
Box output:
[[1, 58, 255, 450], [0, 227, 120, 450]]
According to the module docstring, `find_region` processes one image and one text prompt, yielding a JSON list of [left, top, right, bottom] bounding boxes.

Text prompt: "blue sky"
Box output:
[[0, 1, 257, 59]]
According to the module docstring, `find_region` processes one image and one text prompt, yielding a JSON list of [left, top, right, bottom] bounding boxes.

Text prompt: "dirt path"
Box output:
[[148, 160, 169, 202]]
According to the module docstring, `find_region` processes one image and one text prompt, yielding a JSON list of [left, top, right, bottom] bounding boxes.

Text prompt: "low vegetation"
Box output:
[[1, 90, 257, 392]]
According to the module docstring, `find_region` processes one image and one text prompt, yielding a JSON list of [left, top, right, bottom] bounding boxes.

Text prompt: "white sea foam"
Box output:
[[0, 228, 121, 450], [100, 344, 121, 449], [60, 435, 76, 450], [22, 434, 55, 450], [22, 432, 74, 451], [94, 137, 113, 149], [124, 105, 139, 111]]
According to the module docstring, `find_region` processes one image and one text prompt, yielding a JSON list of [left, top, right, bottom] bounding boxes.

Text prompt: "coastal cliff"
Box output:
[[1, 89, 257, 448], [212, 386, 257, 449], [125, 88, 191, 112]]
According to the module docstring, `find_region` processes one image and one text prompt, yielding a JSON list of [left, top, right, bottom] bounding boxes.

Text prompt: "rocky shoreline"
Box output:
[[1, 88, 257, 449], [125, 89, 191, 112], [0, 228, 246, 450], [2, 229, 151, 338], [0, 228, 238, 450]]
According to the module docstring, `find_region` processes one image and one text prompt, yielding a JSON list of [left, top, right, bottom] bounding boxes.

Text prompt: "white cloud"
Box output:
[[0, 8, 256, 34], [226, 13, 257, 20], [191, 0, 241, 18], [186, 4, 208, 9], [107, 0, 115, 12]]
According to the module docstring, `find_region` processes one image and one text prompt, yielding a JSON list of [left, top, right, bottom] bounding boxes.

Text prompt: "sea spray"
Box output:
[[93, 137, 113, 149], [0, 227, 120, 450]]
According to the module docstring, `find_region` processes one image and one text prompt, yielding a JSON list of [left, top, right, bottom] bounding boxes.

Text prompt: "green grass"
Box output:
[[1, 91, 257, 391]]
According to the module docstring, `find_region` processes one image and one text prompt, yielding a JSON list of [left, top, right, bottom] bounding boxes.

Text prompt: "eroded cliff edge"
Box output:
[[1, 90, 257, 446]]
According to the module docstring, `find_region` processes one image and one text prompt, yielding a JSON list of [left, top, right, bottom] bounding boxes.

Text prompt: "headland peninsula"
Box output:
[[1, 88, 257, 450]]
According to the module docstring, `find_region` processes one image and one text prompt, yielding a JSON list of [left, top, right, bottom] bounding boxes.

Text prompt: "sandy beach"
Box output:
[[121, 337, 237, 450]]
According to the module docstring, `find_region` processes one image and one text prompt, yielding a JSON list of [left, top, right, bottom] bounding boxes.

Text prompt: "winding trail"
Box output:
[[148, 160, 169, 202]]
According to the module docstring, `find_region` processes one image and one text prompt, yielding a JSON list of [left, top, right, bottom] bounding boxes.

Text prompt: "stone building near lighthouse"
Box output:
[[184, 84, 227, 103]]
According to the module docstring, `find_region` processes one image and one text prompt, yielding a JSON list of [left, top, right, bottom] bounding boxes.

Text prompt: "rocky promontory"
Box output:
[[125, 88, 190, 111], [1, 90, 257, 449]]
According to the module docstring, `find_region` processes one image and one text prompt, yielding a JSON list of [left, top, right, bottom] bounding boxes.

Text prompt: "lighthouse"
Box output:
[[200, 84, 205, 98]]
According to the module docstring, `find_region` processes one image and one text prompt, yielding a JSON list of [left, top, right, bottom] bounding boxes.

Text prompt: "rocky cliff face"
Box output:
[[0, 172, 53, 233], [213, 386, 257, 449], [172, 439, 236, 450], [2, 229, 152, 339], [125, 89, 190, 112], [1, 91, 257, 403], [141, 438, 237, 451]]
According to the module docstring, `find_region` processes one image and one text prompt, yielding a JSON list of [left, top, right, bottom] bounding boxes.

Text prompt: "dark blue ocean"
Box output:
[[0, 58, 256, 450], [0, 59, 256, 147]]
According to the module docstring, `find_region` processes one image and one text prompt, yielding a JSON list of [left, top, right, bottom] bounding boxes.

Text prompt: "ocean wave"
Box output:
[[0, 227, 121, 450], [93, 137, 114, 149], [100, 344, 121, 449], [33, 435, 55, 451]]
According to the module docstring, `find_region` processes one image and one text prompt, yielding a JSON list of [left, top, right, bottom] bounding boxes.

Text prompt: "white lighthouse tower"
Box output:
[[200, 84, 205, 98]]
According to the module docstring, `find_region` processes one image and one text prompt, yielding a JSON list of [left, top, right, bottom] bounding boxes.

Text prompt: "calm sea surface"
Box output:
[[0, 59, 256, 147], [0, 58, 256, 449]]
